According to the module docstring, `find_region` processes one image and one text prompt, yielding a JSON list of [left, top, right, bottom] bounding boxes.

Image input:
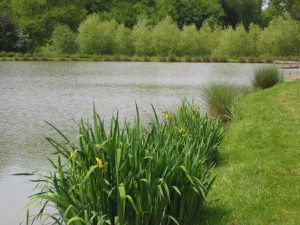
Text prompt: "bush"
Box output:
[[202, 83, 247, 121], [213, 24, 255, 58], [131, 20, 154, 56], [178, 24, 199, 56], [115, 24, 134, 55], [258, 15, 300, 57], [253, 67, 282, 89], [26, 102, 224, 225], [50, 24, 78, 54], [77, 14, 118, 55], [152, 17, 180, 56]]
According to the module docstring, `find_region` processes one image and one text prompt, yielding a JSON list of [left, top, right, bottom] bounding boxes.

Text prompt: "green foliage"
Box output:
[[50, 24, 78, 54], [131, 20, 153, 56], [213, 24, 256, 58], [0, 0, 17, 51], [203, 81, 300, 225], [178, 24, 199, 56], [253, 66, 282, 89], [152, 17, 180, 56], [202, 83, 248, 121], [258, 15, 300, 56], [77, 14, 118, 55], [11, 0, 86, 46], [222, 0, 262, 28], [26, 102, 224, 225], [115, 24, 134, 55]]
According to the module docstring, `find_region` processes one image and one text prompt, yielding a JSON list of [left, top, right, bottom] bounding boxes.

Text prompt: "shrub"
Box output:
[[253, 67, 282, 89], [115, 24, 134, 55], [77, 14, 118, 55], [258, 15, 300, 57], [152, 17, 180, 56], [213, 24, 255, 58], [25, 102, 224, 225], [178, 24, 199, 56], [202, 83, 247, 121], [131, 20, 154, 56], [198, 23, 221, 57], [50, 24, 78, 54]]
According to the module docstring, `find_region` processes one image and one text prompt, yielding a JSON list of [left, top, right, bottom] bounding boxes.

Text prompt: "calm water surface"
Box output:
[[0, 61, 265, 224]]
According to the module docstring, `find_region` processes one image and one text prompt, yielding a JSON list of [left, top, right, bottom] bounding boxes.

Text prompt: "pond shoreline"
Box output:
[[1, 53, 299, 64]]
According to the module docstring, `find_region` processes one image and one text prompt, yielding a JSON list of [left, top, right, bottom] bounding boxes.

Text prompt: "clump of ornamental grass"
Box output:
[[23, 101, 223, 225], [202, 83, 248, 122], [253, 67, 282, 89]]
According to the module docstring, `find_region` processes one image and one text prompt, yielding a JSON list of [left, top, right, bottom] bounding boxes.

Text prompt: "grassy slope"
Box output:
[[202, 81, 300, 225]]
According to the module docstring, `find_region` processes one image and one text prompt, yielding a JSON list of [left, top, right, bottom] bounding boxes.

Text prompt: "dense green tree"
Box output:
[[77, 14, 118, 54], [258, 15, 300, 56], [214, 24, 256, 57], [178, 24, 199, 56], [221, 0, 263, 28], [115, 24, 134, 55], [50, 24, 78, 54], [0, 0, 17, 51], [151, 17, 180, 56], [155, 0, 224, 28], [131, 19, 153, 56], [269, 0, 300, 19], [11, 0, 86, 48]]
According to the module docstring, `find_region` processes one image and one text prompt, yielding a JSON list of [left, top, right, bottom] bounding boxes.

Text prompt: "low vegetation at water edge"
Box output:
[[201, 83, 248, 122], [253, 66, 282, 89], [202, 81, 300, 225], [25, 102, 224, 225]]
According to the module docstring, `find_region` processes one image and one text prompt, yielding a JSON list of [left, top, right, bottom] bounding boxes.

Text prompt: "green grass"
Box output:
[[0, 51, 298, 63], [201, 81, 300, 225]]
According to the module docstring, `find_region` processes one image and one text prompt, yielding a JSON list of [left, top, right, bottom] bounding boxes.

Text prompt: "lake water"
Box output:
[[0, 61, 266, 224]]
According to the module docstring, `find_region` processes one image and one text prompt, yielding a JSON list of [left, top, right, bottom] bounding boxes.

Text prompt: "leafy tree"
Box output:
[[131, 19, 154, 56], [214, 24, 255, 57], [77, 14, 118, 55], [15, 27, 32, 52], [115, 24, 134, 55], [151, 17, 180, 56], [198, 22, 222, 56], [258, 15, 300, 56], [0, 0, 17, 51], [178, 24, 199, 56], [11, 0, 86, 48], [50, 24, 78, 54], [221, 0, 263, 28], [269, 0, 300, 19]]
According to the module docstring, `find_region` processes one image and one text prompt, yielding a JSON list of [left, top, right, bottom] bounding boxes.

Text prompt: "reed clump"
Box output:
[[26, 101, 224, 225], [202, 83, 248, 121], [253, 67, 282, 89]]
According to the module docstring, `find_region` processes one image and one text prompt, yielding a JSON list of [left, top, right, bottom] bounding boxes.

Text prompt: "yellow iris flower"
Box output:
[[70, 151, 76, 158], [178, 127, 186, 135], [164, 112, 173, 120], [95, 157, 104, 169]]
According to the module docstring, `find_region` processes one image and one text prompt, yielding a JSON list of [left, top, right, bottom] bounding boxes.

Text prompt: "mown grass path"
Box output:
[[202, 81, 300, 225]]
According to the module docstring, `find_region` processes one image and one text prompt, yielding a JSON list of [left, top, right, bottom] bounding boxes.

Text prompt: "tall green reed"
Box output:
[[25, 101, 224, 225], [201, 83, 248, 122]]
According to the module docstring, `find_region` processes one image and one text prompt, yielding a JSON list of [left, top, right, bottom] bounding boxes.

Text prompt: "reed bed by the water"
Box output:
[[253, 67, 282, 89], [201, 83, 248, 122], [24, 101, 223, 225]]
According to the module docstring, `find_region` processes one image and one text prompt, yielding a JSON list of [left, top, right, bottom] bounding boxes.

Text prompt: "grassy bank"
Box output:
[[0, 52, 298, 63], [202, 81, 300, 225]]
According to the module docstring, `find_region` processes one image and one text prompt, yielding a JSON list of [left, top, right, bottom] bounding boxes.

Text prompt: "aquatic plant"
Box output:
[[253, 66, 282, 89], [202, 83, 248, 121], [25, 102, 224, 225]]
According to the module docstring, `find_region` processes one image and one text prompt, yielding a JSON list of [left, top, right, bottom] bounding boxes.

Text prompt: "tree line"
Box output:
[[1, 0, 300, 55]]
